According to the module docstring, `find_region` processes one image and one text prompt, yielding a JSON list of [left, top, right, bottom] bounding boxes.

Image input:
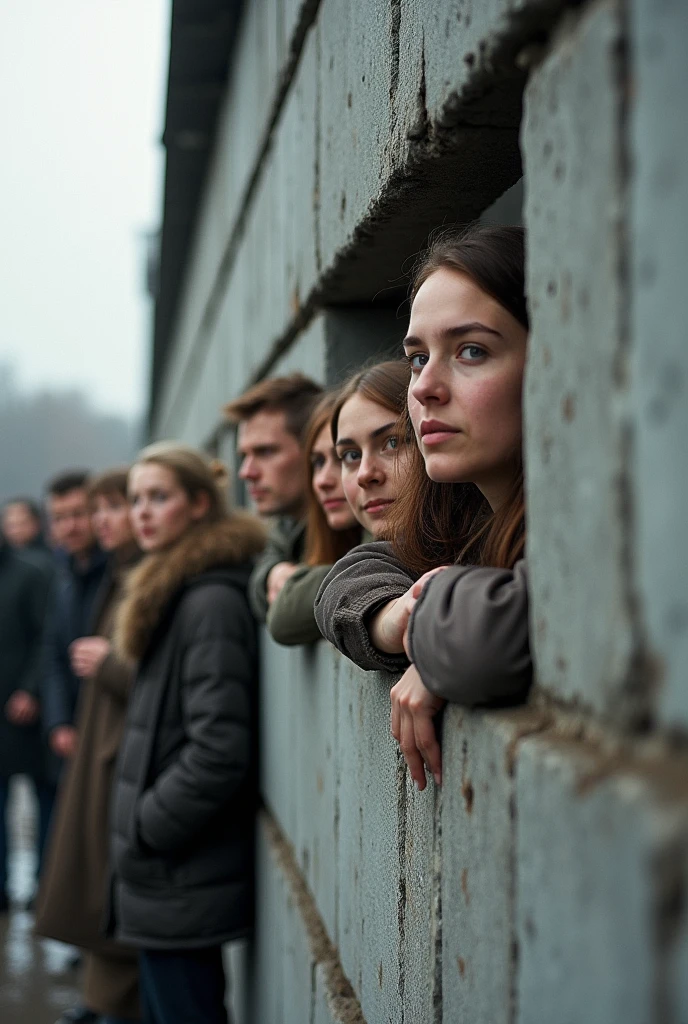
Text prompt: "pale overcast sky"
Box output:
[[0, 0, 170, 418]]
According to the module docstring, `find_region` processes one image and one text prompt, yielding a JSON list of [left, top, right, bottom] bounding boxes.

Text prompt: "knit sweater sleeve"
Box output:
[[314, 541, 417, 672]]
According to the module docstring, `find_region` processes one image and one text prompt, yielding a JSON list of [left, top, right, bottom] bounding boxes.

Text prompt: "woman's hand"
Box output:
[[390, 665, 446, 790], [266, 562, 299, 605], [69, 636, 111, 679], [369, 567, 449, 655]]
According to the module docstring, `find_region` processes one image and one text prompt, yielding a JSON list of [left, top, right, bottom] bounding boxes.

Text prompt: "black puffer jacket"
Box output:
[[108, 515, 265, 949]]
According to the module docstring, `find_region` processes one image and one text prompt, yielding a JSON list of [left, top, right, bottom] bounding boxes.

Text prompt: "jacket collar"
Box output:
[[114, 513, 265, 662]]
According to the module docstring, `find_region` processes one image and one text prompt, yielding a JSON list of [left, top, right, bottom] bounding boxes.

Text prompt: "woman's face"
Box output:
[[405, 267, 528, 510], [310, 424, 358, 531], [91, 492, 134, 552], [128, 463, 209, 552], [335, 394, 406, 538]]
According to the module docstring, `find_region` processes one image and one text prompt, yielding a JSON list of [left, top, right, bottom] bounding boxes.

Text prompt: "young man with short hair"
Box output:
[[224, 374, 323, 620], [42, 471, 107, 765]]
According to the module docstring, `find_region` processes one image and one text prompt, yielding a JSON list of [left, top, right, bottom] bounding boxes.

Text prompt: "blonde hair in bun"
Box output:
[[134, 441, 229, 522]]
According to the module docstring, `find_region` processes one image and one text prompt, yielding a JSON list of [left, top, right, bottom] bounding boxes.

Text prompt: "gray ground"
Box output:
[[0, 777, 80, 1024]]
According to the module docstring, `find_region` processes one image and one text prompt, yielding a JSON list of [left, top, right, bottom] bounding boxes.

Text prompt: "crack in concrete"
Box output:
[[431, 783, 443, 1024], [395, 751, 408, 1021], [610, 0, 652, 734], [262, 810, 367, 1024]]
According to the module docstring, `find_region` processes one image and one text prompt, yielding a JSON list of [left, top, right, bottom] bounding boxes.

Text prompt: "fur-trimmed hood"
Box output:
[[114, 513, 266, 662]]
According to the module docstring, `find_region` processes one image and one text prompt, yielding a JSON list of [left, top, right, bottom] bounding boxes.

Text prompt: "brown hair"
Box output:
[[330, 360, 411, 446], [88, 467, 130, 502], [390, 223, 528, 573], [133, 442, 230, 524], [223, 373, 323, 444], [46, 470, 91, 497], [303, 393, 362, 566]]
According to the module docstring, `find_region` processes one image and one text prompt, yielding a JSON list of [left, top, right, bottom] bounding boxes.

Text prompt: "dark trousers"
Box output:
[[138, 947, 229, 1024], [0, 774, 56, 894]]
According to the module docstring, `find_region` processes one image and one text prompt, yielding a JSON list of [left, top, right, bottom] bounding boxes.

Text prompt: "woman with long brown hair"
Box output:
[[267, 391, 361, 645], [316, 224, 532, 789]]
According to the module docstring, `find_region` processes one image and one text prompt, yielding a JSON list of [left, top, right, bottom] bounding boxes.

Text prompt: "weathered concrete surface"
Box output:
[[440, 707, 545, 1024], [154, 0, 591, 439], [401, 772, 440, 1023], [516, 734, 688, 1024], [260, 635, 300, 843], [336, 659, 403, 1023], [522, 0, 638, 721], [629, 0, 688, 729], [254, 812, 366, 1024], [292, 642, 339, 942]]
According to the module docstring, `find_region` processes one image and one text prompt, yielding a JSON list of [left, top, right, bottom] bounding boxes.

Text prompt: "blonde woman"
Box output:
[[108, 443, 265, 1024]]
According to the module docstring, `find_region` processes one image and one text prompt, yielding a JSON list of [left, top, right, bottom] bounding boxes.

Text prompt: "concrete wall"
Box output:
[[153, 0, 688, 1019]]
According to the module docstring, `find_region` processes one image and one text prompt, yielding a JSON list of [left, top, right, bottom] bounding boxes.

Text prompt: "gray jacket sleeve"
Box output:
[[314, 541, 417, 673], [267, 564, 332, 646], [408, 559, 531, 706]]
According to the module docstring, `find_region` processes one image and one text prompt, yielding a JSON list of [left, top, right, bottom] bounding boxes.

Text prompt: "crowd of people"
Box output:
[[0, 222, 532, 1024]]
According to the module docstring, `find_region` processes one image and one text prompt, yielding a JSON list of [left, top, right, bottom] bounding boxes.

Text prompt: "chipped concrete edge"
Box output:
[[261, 809, 367, 1024]]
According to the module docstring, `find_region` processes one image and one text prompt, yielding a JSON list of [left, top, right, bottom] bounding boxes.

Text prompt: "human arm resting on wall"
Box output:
[[136, 585, 255, 854], [313, 541, 418, 672], [247, 519, 303, 621], [407, 559, 532, 706], [267, 563, 332, 646]]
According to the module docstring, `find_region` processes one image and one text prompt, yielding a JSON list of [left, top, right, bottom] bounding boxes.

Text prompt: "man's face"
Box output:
[[48, 488, 95, 556], [238, 409, 308, 518], [2, 503, 41, 548]]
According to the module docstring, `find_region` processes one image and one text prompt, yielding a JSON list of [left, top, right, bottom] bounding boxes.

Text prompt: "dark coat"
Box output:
[[247, 516, 305, 621], [19, 537, 57, 581], [267, 563, 332, 645], [0, 543, 51, 778], [34, 551, 139, 965], [109, 515, 265, 949], [41, 547, 108, 737]]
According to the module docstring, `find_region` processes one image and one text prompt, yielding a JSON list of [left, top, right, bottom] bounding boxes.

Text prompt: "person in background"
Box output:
[[109, 443, 265, 1024], [2, 496, 55, 579], [41, 471, 107, 766], [267, 391, 362, 645], [223, 373, 322, 620], [0, 529, 52, 911], [35, 469, 142, 1024], [313, 360, 424, 670], [2, 497, 45, 550]]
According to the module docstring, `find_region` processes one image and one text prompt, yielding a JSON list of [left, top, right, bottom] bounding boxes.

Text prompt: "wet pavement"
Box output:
[[0, 777, 80, 1024]]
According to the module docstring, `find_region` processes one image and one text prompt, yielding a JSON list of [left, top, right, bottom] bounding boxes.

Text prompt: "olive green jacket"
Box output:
[[267, 564, 332, 646], [247, 517, 306, 622]]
